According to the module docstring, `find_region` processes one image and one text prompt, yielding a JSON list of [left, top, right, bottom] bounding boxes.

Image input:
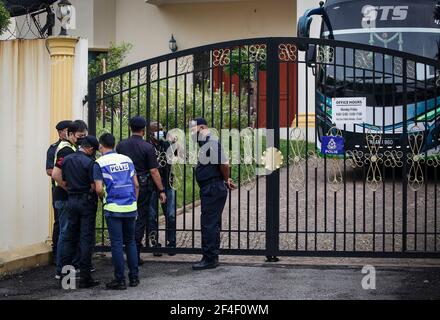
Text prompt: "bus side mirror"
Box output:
[[298, 14, 313, 39], [297, 4, 334, 48]]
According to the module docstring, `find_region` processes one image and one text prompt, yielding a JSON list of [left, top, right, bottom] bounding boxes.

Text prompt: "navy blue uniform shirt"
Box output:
[[61, 150, 95, 194], [195, 135, 227, 184], [116, 135, 159, 175], [46, 140, 61, 171], [47, 140, 61, 188]]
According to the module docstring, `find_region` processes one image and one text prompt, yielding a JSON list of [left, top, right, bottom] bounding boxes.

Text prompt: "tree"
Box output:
[[0, 0, 11, 36], [88, 42, 133, 80]]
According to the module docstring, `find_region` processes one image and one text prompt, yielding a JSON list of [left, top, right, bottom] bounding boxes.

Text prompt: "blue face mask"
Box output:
[[151, 131, 165, 140]]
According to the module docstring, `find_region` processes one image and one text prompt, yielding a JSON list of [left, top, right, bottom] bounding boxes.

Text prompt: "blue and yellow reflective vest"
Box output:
[[96, 152, 137, 213], [53, 140, 77, 187], [53, 140, 77, 166]]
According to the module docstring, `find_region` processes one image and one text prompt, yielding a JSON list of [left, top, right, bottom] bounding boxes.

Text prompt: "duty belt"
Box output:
[[197, 177, 224, 189]]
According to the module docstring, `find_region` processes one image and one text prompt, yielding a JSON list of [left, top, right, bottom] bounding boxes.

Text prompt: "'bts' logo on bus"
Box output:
[[362, 5, 409, 28], [110, 163, 129, 173]]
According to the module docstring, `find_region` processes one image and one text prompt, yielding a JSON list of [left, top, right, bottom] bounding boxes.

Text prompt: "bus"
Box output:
[[298, 0, 440, 156]]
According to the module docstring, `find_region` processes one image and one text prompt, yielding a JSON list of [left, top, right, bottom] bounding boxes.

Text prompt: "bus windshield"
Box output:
[[321, 0, 440, 59]]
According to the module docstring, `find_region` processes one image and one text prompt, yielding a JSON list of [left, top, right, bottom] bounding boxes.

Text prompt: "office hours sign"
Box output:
[[332, 97, 367, 126]]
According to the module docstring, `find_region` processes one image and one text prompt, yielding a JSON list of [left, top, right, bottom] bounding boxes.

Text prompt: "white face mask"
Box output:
[[157, 131, 165, 140]]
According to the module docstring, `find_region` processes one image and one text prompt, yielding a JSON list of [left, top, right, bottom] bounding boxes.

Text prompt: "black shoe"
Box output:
[[192, 259, 218, 271], [106, 280, 127, 290], [129, 278, 140, 287], [153, 243, 163, 257], [138, 258, 145, 266], [79, 279, 100, 289], [168, 245, 176, 256]]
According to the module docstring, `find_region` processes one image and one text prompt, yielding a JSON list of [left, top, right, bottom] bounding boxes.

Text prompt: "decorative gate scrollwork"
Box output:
[[407, 126, 425, 192], [288, 128, 306, 192], [365, 129, 383, 192], [212, 48, 231, 67], [383, 150, 404, 169], [346, 150, 364, 169]]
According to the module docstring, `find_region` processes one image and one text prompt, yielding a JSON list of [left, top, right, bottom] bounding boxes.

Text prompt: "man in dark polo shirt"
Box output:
[[59, 136, 100, 289], [116, 116, 166, 264], [190, 118, 236, 271], [46, 120, 71, 264]]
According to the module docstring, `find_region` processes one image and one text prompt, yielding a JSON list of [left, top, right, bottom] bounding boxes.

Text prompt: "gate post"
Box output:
[[46, 36, 79, 245], [265, 39, 281, 260], [88, 80, 97, 136]]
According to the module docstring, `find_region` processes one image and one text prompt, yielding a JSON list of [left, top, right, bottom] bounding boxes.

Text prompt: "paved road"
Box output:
[[1, 256, 439, 300]]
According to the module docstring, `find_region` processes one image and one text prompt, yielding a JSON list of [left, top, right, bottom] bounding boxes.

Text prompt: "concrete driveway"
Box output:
[[1, 255, 439, 300]]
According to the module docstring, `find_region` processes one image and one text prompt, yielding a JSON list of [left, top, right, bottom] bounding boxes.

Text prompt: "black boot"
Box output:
[[79, 278, 100, 289], [192, 258, 218, 271], [106, 280, 127, 290], [129, 278, 140, 287], [153, 243, 163, 257]]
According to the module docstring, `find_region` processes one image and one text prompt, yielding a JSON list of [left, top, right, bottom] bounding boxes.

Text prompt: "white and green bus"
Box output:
[[298, 0, 440, 155]]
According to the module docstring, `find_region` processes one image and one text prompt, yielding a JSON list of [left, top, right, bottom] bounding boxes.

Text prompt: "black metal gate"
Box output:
[[88, 37, 440, 258]]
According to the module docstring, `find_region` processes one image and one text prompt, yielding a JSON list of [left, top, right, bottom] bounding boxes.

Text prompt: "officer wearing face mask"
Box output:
[[58, 136, 100, 288], [148, 121, 177, 256], [46, 120, 72, 264], [190, 118, 236, 271], [52, 120, 89, 280]]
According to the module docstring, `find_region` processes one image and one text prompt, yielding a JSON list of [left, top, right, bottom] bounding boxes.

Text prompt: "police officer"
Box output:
[[148, 121, 177, 256], [59, 136, 100, 288], [52, 120, 88, 279], [46, 120, 72, 264], [116, 116, 166, 265], [190, 118, 236, 271], [94, 133, 140, 290]]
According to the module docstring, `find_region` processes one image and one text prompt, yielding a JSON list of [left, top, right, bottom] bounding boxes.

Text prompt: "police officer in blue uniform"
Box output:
[[59, 136, 100, 288], [94, 133, 140, 290], [116, 116, 166, 264], [52, 120, 89, 279], [46, 120, 72, 264], [190, 118, 236, 271]]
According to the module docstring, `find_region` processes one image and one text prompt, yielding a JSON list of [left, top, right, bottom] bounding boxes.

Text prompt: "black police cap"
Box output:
[[81, 135, 100, 150], [56, 120, 72, 131], [192, 117, 208, 126], [129, 116, 147, 130]]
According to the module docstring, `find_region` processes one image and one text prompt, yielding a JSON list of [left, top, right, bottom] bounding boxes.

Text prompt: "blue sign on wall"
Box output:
[[321, 136, 345, 155]]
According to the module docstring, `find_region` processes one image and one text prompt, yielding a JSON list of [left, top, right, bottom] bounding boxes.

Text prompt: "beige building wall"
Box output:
[[115, 0, 297, 64], [0, 39, 51, 254], [92, 0, 116, 50]]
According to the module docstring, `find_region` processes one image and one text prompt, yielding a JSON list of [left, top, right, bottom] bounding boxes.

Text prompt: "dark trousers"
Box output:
[[51, 196, 59, 261], [106, 215, 139, 282], [135, 183, 152, 257], [148, 187, 176, 247], [199, 180, 228, 262], [61, 194, 97, 281]]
